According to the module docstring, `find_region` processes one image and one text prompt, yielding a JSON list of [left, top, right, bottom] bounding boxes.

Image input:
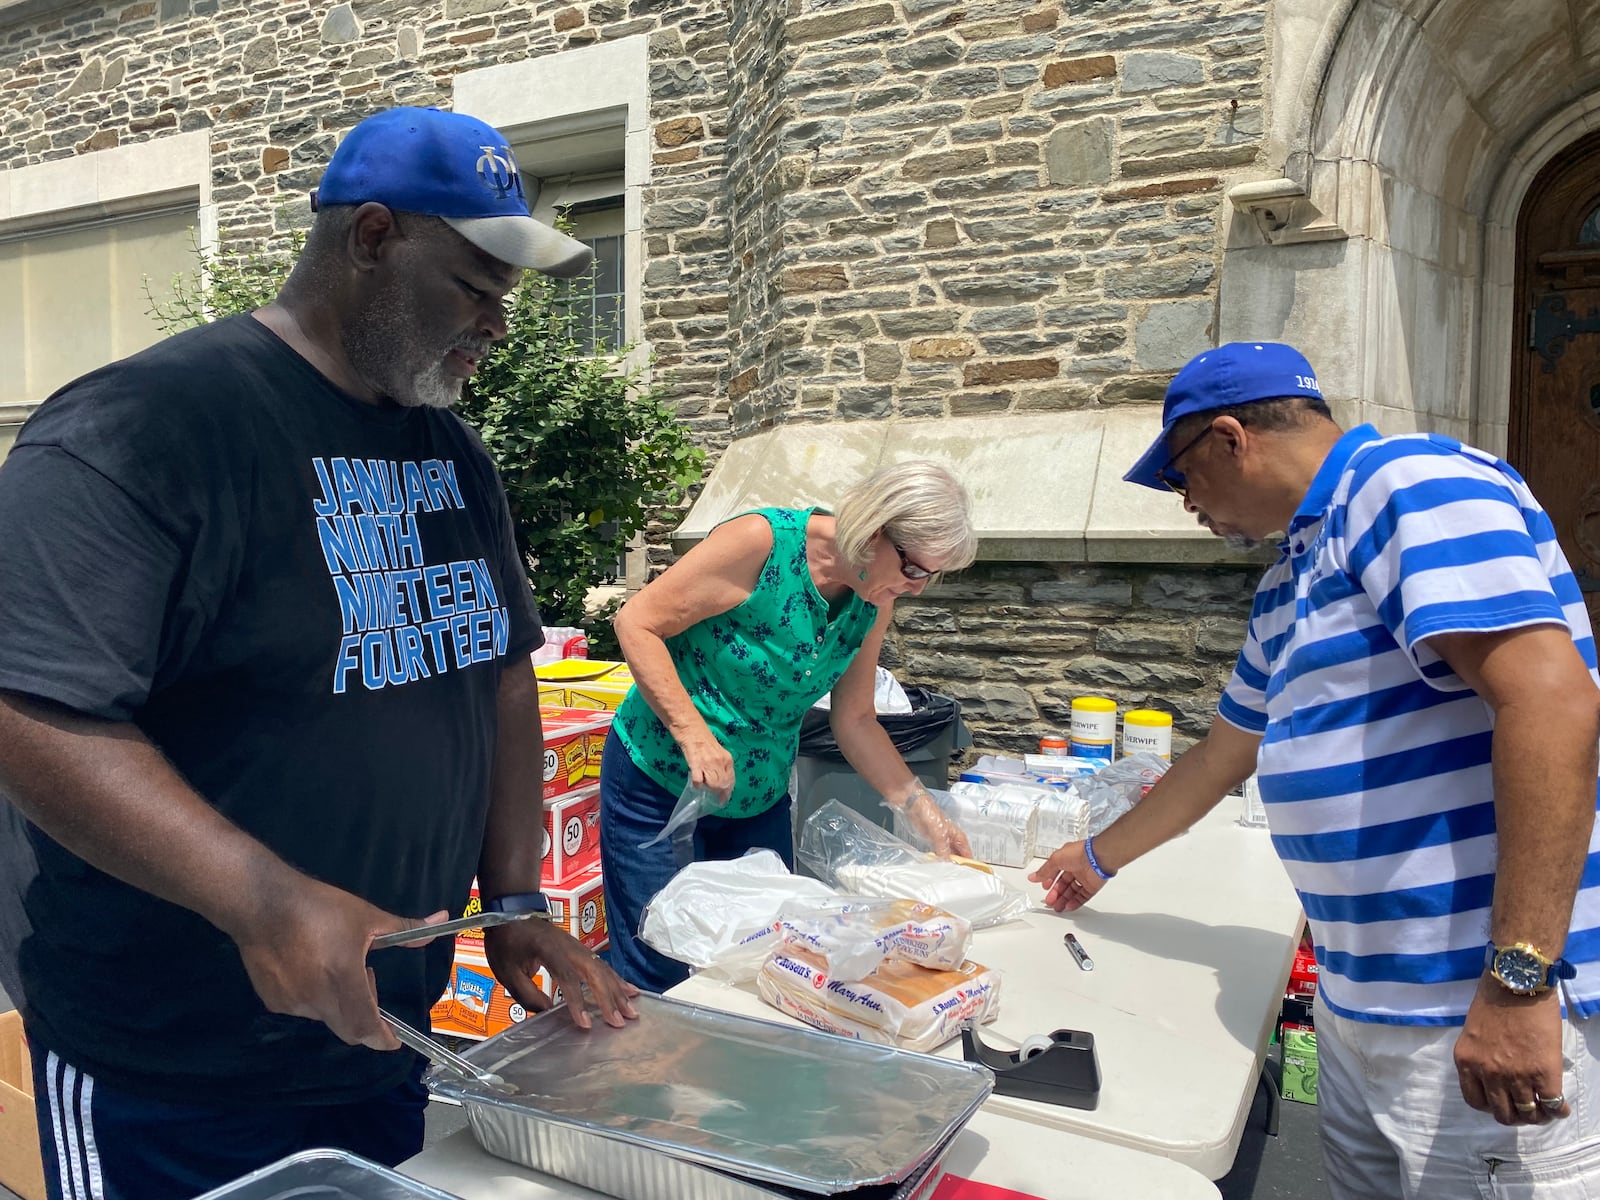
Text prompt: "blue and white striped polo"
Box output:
[[1219, 424, 1600, 1025]]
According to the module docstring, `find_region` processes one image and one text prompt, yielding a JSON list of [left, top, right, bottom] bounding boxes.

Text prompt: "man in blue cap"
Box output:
[[1032, 343, 1600, 1196], [0, 107, 636, 1198]]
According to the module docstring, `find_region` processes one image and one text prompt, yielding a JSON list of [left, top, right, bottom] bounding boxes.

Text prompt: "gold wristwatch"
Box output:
[[1485, 941, 1577, 996]]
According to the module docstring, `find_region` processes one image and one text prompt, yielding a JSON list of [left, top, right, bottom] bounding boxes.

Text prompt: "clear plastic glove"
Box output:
[[898, 789, 973, 858]]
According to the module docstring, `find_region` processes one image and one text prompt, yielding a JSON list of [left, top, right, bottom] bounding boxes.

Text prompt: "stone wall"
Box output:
[[883, 559, 1262, 758], [722, 0, 1268, 431]]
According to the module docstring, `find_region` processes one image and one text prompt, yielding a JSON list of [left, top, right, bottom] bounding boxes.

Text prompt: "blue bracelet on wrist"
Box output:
[[1084, 836, 1116, 882]]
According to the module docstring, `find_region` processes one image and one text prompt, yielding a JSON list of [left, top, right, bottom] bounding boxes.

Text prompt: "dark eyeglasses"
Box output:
[[1156, 425, 1215, 496], [893, 543, 935, 581]]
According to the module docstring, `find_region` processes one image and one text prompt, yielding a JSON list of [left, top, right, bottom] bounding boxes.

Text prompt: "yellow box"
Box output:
[[535, 659, 620, 683], [562, 679, 631, 713], [0, 1012, 46, 1200]]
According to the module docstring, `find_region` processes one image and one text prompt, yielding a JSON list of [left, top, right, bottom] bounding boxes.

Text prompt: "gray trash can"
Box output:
[[789, 686, 970, 865]]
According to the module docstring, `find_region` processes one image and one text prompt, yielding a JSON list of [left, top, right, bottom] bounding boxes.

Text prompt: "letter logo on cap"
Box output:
[[476, 144, 522, 199]]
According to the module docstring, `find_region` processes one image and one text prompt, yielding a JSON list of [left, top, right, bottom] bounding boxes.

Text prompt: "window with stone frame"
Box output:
[[0, 207, 195, 417], [561, 194, 626, 356], [0, 131, 208, 466]]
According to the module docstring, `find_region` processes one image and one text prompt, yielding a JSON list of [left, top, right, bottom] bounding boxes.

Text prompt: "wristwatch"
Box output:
[[1485, 941, 1577, 996], [482, 891, 551, 915]]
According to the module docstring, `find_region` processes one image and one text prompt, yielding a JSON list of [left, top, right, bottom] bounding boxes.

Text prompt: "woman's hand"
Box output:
[[902, 789, 973, 857], [682, 733, 735, 803]]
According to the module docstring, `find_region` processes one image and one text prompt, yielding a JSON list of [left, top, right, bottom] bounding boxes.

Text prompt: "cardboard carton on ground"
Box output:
[[537, 707, 613, 801], [455, 866, 607, 953], [430, 946, 555, 1041], [541, 783, 601, 885], [1280, 1024, 1318, 1104], [545, 864, 608, 950], [0, 1011, 46, 1200]]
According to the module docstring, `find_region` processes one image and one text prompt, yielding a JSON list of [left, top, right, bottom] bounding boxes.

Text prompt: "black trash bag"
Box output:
[[796, 685, 961, 760]]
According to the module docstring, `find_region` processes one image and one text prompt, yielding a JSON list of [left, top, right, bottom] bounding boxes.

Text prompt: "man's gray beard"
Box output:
[[343, 287, 463, 409], [394, 361, 464, 409], [1223, 533, 1262, 552]]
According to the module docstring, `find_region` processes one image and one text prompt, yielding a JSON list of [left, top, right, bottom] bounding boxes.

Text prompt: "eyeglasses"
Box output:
[[1155, 425, 1215, 497], [893, 542, 936, 581]]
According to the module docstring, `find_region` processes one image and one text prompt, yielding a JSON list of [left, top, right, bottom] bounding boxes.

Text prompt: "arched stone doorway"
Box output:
[[1220, 0, 1600, 454], [1510, 129, 1600, 623]]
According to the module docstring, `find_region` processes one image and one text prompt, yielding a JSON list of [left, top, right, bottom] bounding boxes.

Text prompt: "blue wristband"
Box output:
[[1084, 836, 1116, 882]]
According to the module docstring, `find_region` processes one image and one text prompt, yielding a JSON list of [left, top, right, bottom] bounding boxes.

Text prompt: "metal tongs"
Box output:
[[369, 907, 552, 950], [378, 1006, 517, 1095]]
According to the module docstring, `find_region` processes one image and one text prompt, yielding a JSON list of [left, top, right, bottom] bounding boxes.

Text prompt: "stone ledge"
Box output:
[[670, 412, 1261, 566], [0, 0, 81, 28]]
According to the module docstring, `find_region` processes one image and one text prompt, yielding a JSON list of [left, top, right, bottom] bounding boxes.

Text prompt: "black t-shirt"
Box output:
[[0, 315, 542, 1104]]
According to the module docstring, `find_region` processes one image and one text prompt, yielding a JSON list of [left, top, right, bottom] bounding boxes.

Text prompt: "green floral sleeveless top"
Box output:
[[613, 507, 878, 818]]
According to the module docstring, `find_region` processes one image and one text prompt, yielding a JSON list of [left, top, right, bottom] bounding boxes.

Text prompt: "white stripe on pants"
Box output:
[[1314, 991, 1600, 1198], [45, 1051, 104, 1200]]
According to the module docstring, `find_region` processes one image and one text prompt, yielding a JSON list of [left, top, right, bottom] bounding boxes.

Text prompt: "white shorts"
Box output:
[[1313, 991, 1600, 1198]]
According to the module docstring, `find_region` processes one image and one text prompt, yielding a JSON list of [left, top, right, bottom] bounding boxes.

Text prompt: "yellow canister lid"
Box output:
[[1123, 708, 1173, 727], [1071, 696, 1118, 713]]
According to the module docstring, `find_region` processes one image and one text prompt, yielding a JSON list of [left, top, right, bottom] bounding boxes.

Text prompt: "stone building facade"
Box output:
[[4, 0, 1598, 757]]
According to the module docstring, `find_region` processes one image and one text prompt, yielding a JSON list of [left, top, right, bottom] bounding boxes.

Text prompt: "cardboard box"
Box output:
[[561, 679, 631, 713], [0, 1012, 46, 1200], [534, 659, 628, 683], [429, 939, 611, 1041], [430, 945, 554, 1041], [1287, 941, 1319, 1002], [541, 783, 601, 885], [546, 864, 608, 950], [1280, 1024, 1319, 1104], [456, 867, 607, 951], [538, 707, 613, 801]]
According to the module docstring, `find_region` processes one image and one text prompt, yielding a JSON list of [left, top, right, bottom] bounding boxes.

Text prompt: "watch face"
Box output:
[[1495, 948, 1547, 992]]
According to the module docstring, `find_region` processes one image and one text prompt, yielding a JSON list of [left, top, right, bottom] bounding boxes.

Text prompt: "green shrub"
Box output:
[[149, 228, 703, 655]]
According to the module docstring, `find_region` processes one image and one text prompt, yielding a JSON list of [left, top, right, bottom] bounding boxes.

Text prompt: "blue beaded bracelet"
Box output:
[[1084, 835, 1116, 881]]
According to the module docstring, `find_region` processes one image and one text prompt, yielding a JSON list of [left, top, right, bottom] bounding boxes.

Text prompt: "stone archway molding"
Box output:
[[1264, 0, 1360, 190]]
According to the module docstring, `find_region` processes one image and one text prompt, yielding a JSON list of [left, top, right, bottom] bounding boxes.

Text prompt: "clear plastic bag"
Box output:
[[637, 849, 839, 980], [639, 781, 726, 867], [776, 897, 973, 978], [797, 801, 1032, 927], [891, 786, 1036, 868], [757, 947, 1001, 1053], [1078, 751, 1170, 836]]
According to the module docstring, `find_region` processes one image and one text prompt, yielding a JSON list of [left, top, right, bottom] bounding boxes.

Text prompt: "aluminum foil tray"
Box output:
[[426, 992, 993, 1197], [194, 1149, 461, 1200]]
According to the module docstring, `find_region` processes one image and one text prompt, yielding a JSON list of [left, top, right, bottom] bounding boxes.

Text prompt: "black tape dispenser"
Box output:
[[960, 1023, 1102, 1110]]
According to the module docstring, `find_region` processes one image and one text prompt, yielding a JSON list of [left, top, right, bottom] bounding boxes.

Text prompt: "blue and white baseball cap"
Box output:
[[313, 106, 593, 278], [1123, 342, 1324, 491]]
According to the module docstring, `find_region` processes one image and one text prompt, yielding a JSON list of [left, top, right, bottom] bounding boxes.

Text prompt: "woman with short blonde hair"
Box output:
[[599, 459, 977, 991]]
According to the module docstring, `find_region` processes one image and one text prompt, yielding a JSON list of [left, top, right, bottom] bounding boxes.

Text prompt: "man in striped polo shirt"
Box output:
[[1032, 342, 1600, 1197]]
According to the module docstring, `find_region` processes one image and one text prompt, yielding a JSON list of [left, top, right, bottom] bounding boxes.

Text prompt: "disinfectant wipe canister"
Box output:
[[1068, 697, 1117, 763], [1121, 709, 1173, 761]]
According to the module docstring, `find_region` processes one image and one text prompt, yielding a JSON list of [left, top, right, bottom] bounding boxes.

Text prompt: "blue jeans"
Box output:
[[29, 1035, 427, 1200], [598, 728, 794, 992]]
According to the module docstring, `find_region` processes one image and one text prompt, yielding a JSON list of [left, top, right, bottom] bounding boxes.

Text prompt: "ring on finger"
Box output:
[[1538, 1095, 1566, 1110], [1513, 1100, 1539, 1114]]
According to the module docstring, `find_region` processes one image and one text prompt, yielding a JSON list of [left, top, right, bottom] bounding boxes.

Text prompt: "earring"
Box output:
[[858, 570, 867, 581]]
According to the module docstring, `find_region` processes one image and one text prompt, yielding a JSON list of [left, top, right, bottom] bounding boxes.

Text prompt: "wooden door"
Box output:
[[1510, 129, 1600, 627]]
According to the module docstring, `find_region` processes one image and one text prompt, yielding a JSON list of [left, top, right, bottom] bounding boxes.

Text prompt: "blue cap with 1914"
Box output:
[[1122, 341, 1325, 491], [312, 106, 593, 278]]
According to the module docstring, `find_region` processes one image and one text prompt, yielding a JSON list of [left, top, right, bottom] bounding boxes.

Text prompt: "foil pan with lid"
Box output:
[[426, 992, 993, 1195]]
